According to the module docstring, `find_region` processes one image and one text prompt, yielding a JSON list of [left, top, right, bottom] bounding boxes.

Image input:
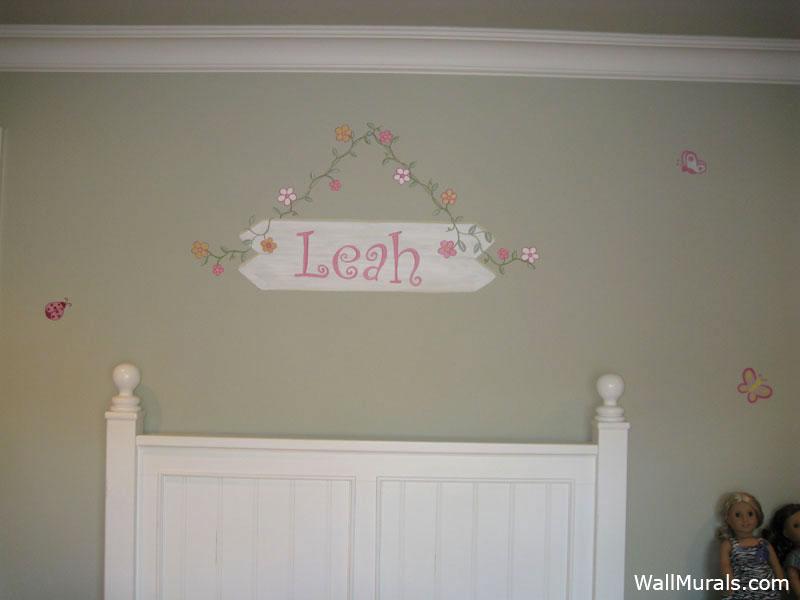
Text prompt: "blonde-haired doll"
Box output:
[[718, 492, 785, 599]]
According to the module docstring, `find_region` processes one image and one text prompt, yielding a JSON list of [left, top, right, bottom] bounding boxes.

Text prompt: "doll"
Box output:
[[718, 492, 785, 599], [764, 503, 800, 598]]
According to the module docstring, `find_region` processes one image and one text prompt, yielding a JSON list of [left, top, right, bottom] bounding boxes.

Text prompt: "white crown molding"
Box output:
[[0, 25, 798, 83]]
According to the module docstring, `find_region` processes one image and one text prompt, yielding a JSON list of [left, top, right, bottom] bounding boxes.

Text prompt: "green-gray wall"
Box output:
[[1, 73, 798, 599]]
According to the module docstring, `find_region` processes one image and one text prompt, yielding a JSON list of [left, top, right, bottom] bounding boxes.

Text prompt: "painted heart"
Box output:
[[680, 150, 707, 174]]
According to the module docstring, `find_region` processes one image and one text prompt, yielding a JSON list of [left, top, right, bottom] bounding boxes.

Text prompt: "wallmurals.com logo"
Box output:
[[634, 574, 788, 593]]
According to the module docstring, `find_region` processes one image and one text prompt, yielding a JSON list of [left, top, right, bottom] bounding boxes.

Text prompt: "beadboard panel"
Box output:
[[135, 438, 598, 600], [155, 475, 353, 600]]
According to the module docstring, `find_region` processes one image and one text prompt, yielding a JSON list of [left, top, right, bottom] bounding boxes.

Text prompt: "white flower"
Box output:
[[278, 187, 297, 206], [393, 168, 410, 185], [521, 246, 539, 264]]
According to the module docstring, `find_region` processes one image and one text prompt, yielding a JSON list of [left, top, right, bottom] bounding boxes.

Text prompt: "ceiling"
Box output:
[[1, 0, 799, 39]]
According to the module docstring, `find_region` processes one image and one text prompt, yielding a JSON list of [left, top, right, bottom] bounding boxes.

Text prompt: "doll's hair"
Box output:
[[763, 503, 800, 564], [717, 492, 764, 540]]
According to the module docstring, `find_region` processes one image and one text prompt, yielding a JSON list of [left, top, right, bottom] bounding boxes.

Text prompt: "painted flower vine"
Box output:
[[192, 123, 538, 276]]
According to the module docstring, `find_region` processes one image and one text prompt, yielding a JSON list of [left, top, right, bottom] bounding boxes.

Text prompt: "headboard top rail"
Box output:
[[136, 434, 601, 455]]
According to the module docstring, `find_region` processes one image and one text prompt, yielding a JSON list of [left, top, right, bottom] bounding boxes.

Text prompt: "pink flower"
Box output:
[[278, 187, 297, 206], [379, 130, 394, 144], [212, 264, 224, 276], [393, 168, 410, 185], [329, 180, 342, 191], [438, 240, 457, 258], [521, 246, 539, 264], [498, 248, 509, 260]]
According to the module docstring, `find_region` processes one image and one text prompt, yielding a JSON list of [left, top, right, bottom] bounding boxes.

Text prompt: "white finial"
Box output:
[[595, 374, 625, 422], [110, 363, 141, 412]]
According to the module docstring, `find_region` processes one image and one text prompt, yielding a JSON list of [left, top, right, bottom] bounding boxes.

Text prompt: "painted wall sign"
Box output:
[[239, 220, 495, 292], [192, 123, 539, 292]]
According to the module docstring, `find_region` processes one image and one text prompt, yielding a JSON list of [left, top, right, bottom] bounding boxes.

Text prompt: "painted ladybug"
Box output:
[[45, 298, 72, 321]]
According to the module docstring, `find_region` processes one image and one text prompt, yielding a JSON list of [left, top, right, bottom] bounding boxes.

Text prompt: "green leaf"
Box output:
[[333, 148, 339, 157], [431, 183, 439, 192], [484, 232, 493, 243], [382, 157, 392, 165], [468, 224, 476, 234], [351, 152, 357, 157], [248, 215, 255, 225], [242, 238, 252, 246], [273, 207, 281, 215], [433, 209, 441, 216], [201, 256, 208, 266], [457, 240, 466, 252], [473, 243, 480, 253], [367, 122, 375, 129], [305, 196, 313, 202], [499, 265, 505, 275], [392, 136, 399, 144], [364, 137, 372, 145], [410, 181, 417, 188], [241, 253, 247, 262], [512, 250, 518, 259], [221, 246, 229, 253], [409, 161, 417, 169], [455, 216, 464, 222]]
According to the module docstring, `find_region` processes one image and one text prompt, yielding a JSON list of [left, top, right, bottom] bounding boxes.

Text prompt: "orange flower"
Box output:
[[441, 188, 457, 206], [261, 237, 277, 253], [191, 241, 209, 258], [335, 124, 352, 142]]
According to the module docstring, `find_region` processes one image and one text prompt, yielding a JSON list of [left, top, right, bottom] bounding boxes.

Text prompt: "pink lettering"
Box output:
[[333, 245, 360, 280], [293, 230, 421, 285], [294, 230, 330, 278], [389, 231, 422, 287], [363, 243, 388, 281]]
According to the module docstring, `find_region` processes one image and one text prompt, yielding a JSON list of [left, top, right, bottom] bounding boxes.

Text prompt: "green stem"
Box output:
[[206, 248, 250, 265], [375, 129, 497, 262], [250, 132, 370, 245]]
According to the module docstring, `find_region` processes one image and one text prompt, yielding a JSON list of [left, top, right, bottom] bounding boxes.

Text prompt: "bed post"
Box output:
[[104, 363, 143, 600], [593, 374, 630, 600]]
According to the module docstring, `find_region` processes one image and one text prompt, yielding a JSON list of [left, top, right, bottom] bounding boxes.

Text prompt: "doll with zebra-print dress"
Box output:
[[718, 492, 785, 599]]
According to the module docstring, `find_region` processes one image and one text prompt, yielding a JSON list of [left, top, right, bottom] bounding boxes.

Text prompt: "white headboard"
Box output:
[[104, 364, 630, 600]]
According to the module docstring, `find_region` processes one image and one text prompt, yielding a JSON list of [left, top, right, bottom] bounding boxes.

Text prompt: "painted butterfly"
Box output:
[[45, 298, 72, 321], [680, 150, 707, 174], [737, 368, 772, 403]]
